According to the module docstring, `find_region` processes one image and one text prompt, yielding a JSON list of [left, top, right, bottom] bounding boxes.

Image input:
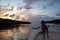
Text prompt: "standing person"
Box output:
[[41, 20, 49, 39]]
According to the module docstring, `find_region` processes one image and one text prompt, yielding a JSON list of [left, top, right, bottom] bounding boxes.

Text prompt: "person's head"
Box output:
[[41, 20, 45, 24]]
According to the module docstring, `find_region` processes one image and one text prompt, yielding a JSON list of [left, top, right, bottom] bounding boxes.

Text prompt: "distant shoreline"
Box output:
[[45, 19, 60, 24]]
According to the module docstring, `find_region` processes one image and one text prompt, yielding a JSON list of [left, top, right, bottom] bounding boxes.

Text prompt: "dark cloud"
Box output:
[[56, 14, 60, 16], [23, 0, 60, 10], [23, 0, 47, 5], [56, 11, 60, 16], [23, 0, 47, 10], [24, 5, 32, 10], [43, 0, 60, 9], [23, 0, 37, 10], [23, 0, 38, 4]]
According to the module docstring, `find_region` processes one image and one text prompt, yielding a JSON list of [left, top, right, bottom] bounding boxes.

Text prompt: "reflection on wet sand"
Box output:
[[0, 24, 31, 40], [0, 30, 12, 40]]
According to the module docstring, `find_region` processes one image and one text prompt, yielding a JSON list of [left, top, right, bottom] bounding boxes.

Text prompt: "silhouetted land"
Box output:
[[0, 18, 31, 30], [45, 19, 60, 24]]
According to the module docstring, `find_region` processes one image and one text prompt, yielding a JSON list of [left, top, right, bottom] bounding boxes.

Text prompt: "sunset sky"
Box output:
[[0, 0, 60, 21]]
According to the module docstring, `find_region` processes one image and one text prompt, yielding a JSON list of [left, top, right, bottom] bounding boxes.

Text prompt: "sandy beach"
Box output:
[[34, 31, 60, 40]]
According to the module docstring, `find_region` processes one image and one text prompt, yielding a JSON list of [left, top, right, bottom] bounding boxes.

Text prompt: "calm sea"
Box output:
[[46, 23, 60, 31]]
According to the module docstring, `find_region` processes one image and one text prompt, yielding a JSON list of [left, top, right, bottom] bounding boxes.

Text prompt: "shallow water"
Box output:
[[46, 23, 60, 31], [0, 23, 60, 40]]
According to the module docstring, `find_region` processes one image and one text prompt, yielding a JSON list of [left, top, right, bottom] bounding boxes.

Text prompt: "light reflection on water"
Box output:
[[0, 24, 31, 40], [0, 24, 60, 40]]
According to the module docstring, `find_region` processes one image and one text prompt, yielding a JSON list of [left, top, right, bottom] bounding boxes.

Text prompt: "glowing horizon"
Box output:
[[0, 0, 60, 21]]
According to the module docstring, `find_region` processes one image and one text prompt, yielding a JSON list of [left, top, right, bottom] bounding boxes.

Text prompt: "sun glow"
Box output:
[[1, 10, 30, 21], [0, 5, 30, 21]]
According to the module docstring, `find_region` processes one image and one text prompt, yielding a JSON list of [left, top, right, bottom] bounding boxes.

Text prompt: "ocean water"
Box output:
[[46, 23, 60, 31], [0, 23, 60, 40]]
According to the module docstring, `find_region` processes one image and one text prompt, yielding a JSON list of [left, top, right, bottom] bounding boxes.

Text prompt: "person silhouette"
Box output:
[[41, 20, 49, 39]]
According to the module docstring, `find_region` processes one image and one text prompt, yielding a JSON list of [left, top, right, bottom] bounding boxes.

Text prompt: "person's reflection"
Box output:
[[41, 20, 49, 39]]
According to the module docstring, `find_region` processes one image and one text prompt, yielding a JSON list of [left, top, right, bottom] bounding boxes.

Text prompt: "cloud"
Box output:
[[56, 11, 60, 16], [23, 0, 60, 10], [56, 14, 60, 16], [23, 0, 37, 4], [43, 0, 60, 9], [24, 5, 32, 10], [23, 0, 39, 10], [23, 0, 47, 4], [23, 0, 46, 11], [28, 15, 57, 27]]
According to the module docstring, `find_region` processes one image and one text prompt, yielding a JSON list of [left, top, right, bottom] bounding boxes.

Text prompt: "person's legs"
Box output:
[[43, 33, 45, 39], [42, 31, 46, 39], [46, 29, 49, 39]]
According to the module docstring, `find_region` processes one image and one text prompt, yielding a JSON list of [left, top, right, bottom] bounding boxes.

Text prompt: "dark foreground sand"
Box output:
[[34, 31, 60, 40]]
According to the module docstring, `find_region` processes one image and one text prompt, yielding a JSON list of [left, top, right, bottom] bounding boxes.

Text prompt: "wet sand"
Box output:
[[34, 31, 60, 40]]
